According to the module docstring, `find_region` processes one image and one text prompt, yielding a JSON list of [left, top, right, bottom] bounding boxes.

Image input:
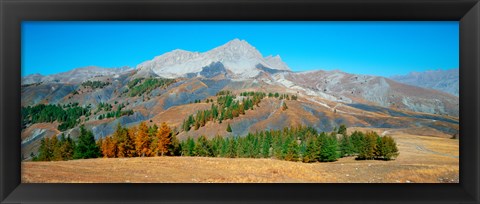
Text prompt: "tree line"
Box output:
[[21, 103, 91, 131], [180, 124, 399, 162], [32, 123, 398, 163]]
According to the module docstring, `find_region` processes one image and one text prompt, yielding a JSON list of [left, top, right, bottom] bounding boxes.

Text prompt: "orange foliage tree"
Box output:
[[155, 122, 172, 156], [135, 122, 152, 157]]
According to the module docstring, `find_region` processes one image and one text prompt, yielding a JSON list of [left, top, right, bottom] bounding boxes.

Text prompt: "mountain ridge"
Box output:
[[390, 68, 459, 96]]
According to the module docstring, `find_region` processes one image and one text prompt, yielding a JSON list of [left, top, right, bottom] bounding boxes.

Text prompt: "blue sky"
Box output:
[[22, 21, 458, 77]]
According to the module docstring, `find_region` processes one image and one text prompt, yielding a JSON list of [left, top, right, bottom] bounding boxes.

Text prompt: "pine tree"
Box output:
[[261, 132, 272, 158], [357, 131, 378, 160], [169, 133, 181, 156], [60, 134, 75, 160], [319, 133, 338, 162], [227, 137, 238, 158], [194, 135, 211, 157], [339, 134, 354, 157], [284, 138, 300, 162], [155, 122, 172, 156], [113, 123, 131, 158], [302, 137, 319, 163], [337, 124, 347, 135], [51, 136, 63, 161], [282, 101, 288, 111], [226, 123, 232, 132], [186, 137, 196, 156], [127, 126, 138, 157], [210, 135, 223, 157], [73, 125, 100, 159], [349, 131, 364, 154], [135, 122, 151, 157], [38, 137, 50, 161], [378, 136, 399, 160]]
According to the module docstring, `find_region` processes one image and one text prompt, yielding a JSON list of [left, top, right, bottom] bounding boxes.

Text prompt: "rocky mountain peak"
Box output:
[[136, 39, 290, 79]]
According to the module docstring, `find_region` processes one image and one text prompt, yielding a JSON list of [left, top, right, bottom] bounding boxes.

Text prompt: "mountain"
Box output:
[[135, 39, 291, 79], [20, 39, 459, 160], [390, 68, 459, 96], [22, 66, 133, 85], [268, 70, 459, 117]]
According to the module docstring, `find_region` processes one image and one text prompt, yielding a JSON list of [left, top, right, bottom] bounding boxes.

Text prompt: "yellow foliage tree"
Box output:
[[127, 126, 138, 157], [135, 122, 151, 157], [155, 122, 172, 156]]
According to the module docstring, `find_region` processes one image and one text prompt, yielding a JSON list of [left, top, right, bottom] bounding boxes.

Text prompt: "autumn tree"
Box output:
[[101, 136, 117, 158], [112, 123, 133, 158], [357, 131, 378, 160], [51, 136, 63, 161], [127, 125, 138, 157], [37, 137, 54, 161], [155, 122, 172, 156], [135, 122, 152, 157], [59, 134, 75, 160], [377, 136, 399, 160]]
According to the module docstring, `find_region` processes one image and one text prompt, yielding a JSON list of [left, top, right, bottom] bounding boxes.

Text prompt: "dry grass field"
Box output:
[[22, 129, 459, 183]]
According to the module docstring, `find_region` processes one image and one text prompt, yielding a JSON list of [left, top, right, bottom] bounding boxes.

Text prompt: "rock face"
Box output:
[[390, 68, 459, 97]]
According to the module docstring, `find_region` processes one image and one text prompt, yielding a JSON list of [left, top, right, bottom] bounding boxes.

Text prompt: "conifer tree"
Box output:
[[226, 123, 232, 132], [378, 136, 399, 160], [113, 123, 132, 158], [227, 137, 238, 158], [284, 139, 300, 162], [357, 131, 378, 160], [282, 101, 288, 111], [194, 135, 212, 157], [37, 137, 53, 161], [261, 132, 272, 158], [302, 137, 319, 163], [155, 122, 172, 156], [337, 124, 347, 135], [339, 134, 354, 157], [73, 125, 100, 159], [127, 126, 138, 157], [51, 136, 63, 161], [135, 122, 151, 157], [60, 134, 75, 160], [169, 132, 181, 156], [319, 133, 338, 162]]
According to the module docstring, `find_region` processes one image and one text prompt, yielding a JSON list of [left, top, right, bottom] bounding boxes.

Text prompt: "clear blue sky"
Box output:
[[22, 21, 458, 77]]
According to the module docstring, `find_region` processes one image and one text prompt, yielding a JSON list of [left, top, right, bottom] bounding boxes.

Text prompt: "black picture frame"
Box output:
[[1, 0, 479, 203]]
